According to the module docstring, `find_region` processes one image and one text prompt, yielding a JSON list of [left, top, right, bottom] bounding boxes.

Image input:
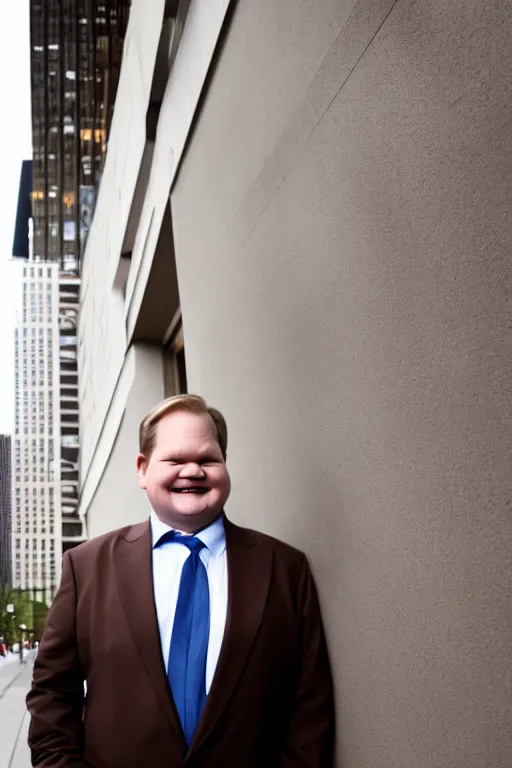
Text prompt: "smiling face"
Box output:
[[136, 409, 231, 532]]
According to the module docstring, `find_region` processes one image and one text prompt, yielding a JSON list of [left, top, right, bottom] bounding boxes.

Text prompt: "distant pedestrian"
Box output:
[[27, 394, 334, 767]]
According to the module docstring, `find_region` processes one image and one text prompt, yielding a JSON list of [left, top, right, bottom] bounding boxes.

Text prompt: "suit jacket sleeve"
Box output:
[[280, 555, 335, 768], [26, 550, 90, 767]]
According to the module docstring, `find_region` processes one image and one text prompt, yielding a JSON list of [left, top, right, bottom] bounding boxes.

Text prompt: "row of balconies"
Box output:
[[59, 234, 82, 551]]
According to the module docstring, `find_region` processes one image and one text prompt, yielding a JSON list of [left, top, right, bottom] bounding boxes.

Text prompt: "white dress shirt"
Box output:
[[150, 511, 228, 693]]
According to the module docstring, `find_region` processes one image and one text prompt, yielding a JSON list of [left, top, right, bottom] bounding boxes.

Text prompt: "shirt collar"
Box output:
[[150, 510, 226, 557]]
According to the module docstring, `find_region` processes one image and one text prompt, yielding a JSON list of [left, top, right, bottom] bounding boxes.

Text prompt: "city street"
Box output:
[[0, 653, 33, 767]]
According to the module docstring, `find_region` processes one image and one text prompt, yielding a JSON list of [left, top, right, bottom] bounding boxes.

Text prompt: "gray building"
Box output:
[[11, 263, 62, 601], [0, 435, 12, 590], [78, 2, 512, 766]]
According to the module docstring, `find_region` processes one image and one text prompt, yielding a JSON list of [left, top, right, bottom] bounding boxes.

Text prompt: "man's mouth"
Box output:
[[170, 486, 208, 494]]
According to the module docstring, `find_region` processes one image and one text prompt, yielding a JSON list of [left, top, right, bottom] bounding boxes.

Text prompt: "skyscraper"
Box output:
[[11, 263, 62, 600], [29, 0, 130, 271], [0, 435, 12, 590], [29, 1, 128, 547], [12, 3, 130, 571]]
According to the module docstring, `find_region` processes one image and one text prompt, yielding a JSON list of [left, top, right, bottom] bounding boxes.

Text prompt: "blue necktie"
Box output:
[[164, 533, 210, 746]]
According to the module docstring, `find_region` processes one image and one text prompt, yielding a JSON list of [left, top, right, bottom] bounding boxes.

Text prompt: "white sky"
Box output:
[[0, 1, 31, 434]]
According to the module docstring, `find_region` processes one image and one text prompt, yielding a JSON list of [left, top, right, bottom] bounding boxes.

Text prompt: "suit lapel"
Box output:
[[191, 518, 274, 753], [113, 520, 184, 742]]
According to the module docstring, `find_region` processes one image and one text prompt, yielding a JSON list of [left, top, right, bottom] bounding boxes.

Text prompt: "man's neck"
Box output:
[[153, 510, 224, 536]]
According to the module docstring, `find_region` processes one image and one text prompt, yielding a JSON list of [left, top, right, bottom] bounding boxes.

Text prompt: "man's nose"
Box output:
[[179, 462, 205, 478]]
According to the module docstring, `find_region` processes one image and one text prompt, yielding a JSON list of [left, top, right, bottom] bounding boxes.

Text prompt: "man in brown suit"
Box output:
[[27, 395, 334, 767]]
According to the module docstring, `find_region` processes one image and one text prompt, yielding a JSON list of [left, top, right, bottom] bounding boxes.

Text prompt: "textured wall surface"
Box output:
[[79, 0, 165, 484], [78, 0, 232, 516], [171, 1, 512, 765], [85, 344, 165, 538]]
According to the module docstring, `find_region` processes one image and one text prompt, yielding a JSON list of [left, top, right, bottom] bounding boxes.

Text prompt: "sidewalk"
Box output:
[[0, 654, 34, 768]]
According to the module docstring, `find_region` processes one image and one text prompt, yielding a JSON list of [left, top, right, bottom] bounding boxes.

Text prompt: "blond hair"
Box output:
[[139, 394, 228, 460]]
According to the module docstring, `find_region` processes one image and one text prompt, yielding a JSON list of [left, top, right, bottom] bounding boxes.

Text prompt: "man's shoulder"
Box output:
[[67, 520, 149, 562], [228, 520, 307, 567]]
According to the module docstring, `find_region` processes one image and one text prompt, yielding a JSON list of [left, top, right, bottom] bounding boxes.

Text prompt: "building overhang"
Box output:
[[12, 160, 33, 260]]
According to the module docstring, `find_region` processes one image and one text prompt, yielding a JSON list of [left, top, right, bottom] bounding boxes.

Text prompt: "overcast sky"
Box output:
[[0, 1, 31, 434]]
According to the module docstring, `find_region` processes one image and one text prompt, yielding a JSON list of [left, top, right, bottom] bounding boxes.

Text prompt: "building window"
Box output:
[[163, 319, 187, 397]]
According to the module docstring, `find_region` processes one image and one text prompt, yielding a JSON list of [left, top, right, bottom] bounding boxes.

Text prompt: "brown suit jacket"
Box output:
[[27, 517, 334, 767]]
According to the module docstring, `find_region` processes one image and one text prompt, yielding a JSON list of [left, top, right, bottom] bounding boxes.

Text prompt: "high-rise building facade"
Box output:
[[11, 263, 62, 601], [0, 435, 12, 590], [58, 273, 81, 551], [12, 2, 131, 566], [30, 0, 130, 272], [29, 0, 129, 549]]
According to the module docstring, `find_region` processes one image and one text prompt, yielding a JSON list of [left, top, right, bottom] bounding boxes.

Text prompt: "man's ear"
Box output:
[[136, 454, 148, 489]]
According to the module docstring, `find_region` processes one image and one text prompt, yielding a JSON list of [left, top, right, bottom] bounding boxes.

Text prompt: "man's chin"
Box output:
[[156, 503, 223, 532], [172, 497, 212, 514]]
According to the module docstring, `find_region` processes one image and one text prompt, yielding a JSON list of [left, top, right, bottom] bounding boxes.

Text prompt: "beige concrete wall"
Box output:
[[78, 0, 232, 521], [85, 344, 165, 537], [79, 0, 165, 483], [171, 1, 512, 766], [124, 0, 233, 340]]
